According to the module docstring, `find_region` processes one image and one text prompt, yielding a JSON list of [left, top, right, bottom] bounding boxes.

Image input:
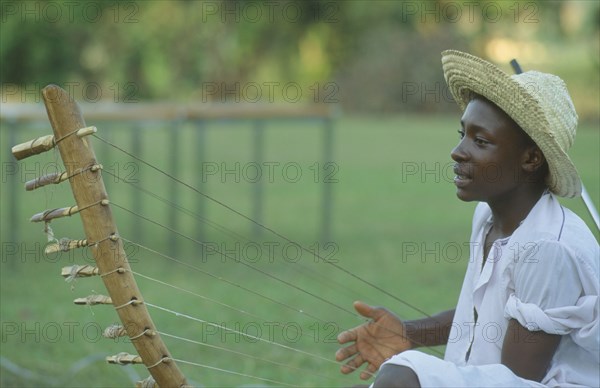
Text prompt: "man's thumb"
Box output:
[[353, 301, 384, 320]]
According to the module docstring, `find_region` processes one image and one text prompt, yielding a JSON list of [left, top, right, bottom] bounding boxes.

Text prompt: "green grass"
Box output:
[[1, 114, 598, 387]]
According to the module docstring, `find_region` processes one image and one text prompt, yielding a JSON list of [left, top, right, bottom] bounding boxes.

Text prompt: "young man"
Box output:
[[335, 50, 599, 387]]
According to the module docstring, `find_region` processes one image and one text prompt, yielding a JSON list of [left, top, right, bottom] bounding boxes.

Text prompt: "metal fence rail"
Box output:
[[1, 102, 335, 260]]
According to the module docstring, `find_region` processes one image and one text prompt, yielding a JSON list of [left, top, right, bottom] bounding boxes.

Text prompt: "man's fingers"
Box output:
[[340, 353, 366, 375], [335, 343, 358, 362], [337, 328, 357, 344], [369, 362, 379, 374], [359, 363, 379, 380]]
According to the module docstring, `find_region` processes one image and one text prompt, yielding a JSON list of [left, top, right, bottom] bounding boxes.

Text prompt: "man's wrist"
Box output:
[[404, 309, 455, 348]]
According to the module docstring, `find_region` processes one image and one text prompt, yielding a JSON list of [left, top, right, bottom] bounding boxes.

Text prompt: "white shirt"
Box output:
[[383, 192, 599, 387]]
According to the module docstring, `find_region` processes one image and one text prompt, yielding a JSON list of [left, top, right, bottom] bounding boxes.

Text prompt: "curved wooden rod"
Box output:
[[41, 84, 187, 387]]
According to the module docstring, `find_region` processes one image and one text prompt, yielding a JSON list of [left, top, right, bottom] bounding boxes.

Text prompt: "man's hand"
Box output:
[[335, 301, 412, 380]]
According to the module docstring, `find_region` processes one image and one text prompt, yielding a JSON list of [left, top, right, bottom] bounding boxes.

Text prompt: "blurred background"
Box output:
[[2, 0, 599, 116], [1, 1, 599, 387]]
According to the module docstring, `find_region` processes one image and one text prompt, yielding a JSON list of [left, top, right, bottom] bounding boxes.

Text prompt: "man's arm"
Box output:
[[404, 309, 455, 348], [372, 317, 561, 387], [501, 319, 562, 382]]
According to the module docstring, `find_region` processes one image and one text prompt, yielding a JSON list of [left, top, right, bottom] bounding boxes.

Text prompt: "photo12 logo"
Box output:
[[0, 321, 134, 344], [200, 320, 340, 344], [2, 82, 139, 103], [201, 82, 339, 103], [1, 160, 140, 188], [201, 161, 339, 184], [201, 241, 339, 264], [199, 1, 339, 23], [0, 2, 139, 24], [399, 1, 538, 24]]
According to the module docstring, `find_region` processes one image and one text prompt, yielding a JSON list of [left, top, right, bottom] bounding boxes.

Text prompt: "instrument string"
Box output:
[[110, 259, 350, 381], [102, 169, 249, 243], [115, 201, 442, 358], [23, 101, 449, 385], [145, 302, 344, 367], [123, 237, 442, 359], [159, 331, 339, 381], [127, 265, 376, 380], [131, 268, 339, 344], [98, 138, 446, 356], [130, 270, 267, 323], [111, 201, 358, 318], [168, 358, 294, 387], [94, 135, 446, 369], [122, 237, 334, 325], [102, 168, 363, 301], [94, 133, 435, 320]]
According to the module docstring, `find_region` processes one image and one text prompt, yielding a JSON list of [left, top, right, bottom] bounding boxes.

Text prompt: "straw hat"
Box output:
[[441, 49, 581, 198]]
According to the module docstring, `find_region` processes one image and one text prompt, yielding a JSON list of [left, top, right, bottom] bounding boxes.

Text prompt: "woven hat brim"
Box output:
[[441, 50, 581, 198]]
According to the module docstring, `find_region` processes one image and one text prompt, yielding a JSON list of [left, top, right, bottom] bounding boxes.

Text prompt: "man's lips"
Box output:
[[453, 165, 472, 187]]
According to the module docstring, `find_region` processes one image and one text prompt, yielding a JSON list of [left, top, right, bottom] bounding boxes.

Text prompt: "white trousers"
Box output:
[[376, 350, 546, 387]]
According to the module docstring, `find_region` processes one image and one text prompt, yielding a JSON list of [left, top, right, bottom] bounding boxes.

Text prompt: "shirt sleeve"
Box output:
[[504, 240, 585, 335]]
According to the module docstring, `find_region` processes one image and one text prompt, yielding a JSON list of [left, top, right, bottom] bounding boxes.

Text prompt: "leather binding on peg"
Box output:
[[74, 294, 113, 305], [107, 353, 144, 365], [61, 264, 98, 279], [11, 126, 97, 160], [47, 239, 88, 255], [25, 164, 102, 191]]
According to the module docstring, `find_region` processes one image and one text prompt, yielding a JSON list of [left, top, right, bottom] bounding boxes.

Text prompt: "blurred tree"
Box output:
[[0, 0, 597, 119]]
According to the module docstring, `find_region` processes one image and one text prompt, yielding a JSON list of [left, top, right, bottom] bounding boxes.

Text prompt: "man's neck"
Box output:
[[487, 186, 547, 237]]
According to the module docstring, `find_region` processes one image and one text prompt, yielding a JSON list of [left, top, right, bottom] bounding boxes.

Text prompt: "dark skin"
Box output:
[[336, 97, 561, 387]]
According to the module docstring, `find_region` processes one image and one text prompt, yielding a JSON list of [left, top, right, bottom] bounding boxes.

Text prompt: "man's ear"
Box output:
[[521, 145, 546, 173]]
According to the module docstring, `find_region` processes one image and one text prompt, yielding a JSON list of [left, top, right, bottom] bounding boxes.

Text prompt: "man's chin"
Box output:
[[455, 189, 478, 202]]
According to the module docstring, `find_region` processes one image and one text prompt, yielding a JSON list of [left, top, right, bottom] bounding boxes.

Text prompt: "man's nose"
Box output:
[[451, 140, 468, 163]]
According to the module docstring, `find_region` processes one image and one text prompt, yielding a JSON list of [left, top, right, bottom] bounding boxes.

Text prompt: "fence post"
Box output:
[[321, 117, 334, 244], [169, 118, 181, 257], [131, 123, 142, 243], [252, 120, 264, 239], [195, 119, 206, 243], [6, 119, 18, 268]]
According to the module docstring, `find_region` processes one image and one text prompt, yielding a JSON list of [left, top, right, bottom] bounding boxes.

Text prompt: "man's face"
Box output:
[[450, 97, 533, 203]]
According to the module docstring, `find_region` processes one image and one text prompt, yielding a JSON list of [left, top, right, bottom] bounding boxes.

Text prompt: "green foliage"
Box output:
[[1, 1, 598, 117]]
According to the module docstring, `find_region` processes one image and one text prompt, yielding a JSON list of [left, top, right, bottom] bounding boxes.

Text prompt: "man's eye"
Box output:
[[457, 130, 465, 139], [474, 137, 488, 145]]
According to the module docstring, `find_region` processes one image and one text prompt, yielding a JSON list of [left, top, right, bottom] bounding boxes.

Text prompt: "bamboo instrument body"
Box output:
[[34, 85, 186, 387]]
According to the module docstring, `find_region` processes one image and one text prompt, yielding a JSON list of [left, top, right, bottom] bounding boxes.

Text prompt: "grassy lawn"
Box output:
[[1, 113, 598, 387]]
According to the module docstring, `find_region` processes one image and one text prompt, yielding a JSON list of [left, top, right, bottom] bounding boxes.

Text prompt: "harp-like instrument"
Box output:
[[11, 85, 187, 387]]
